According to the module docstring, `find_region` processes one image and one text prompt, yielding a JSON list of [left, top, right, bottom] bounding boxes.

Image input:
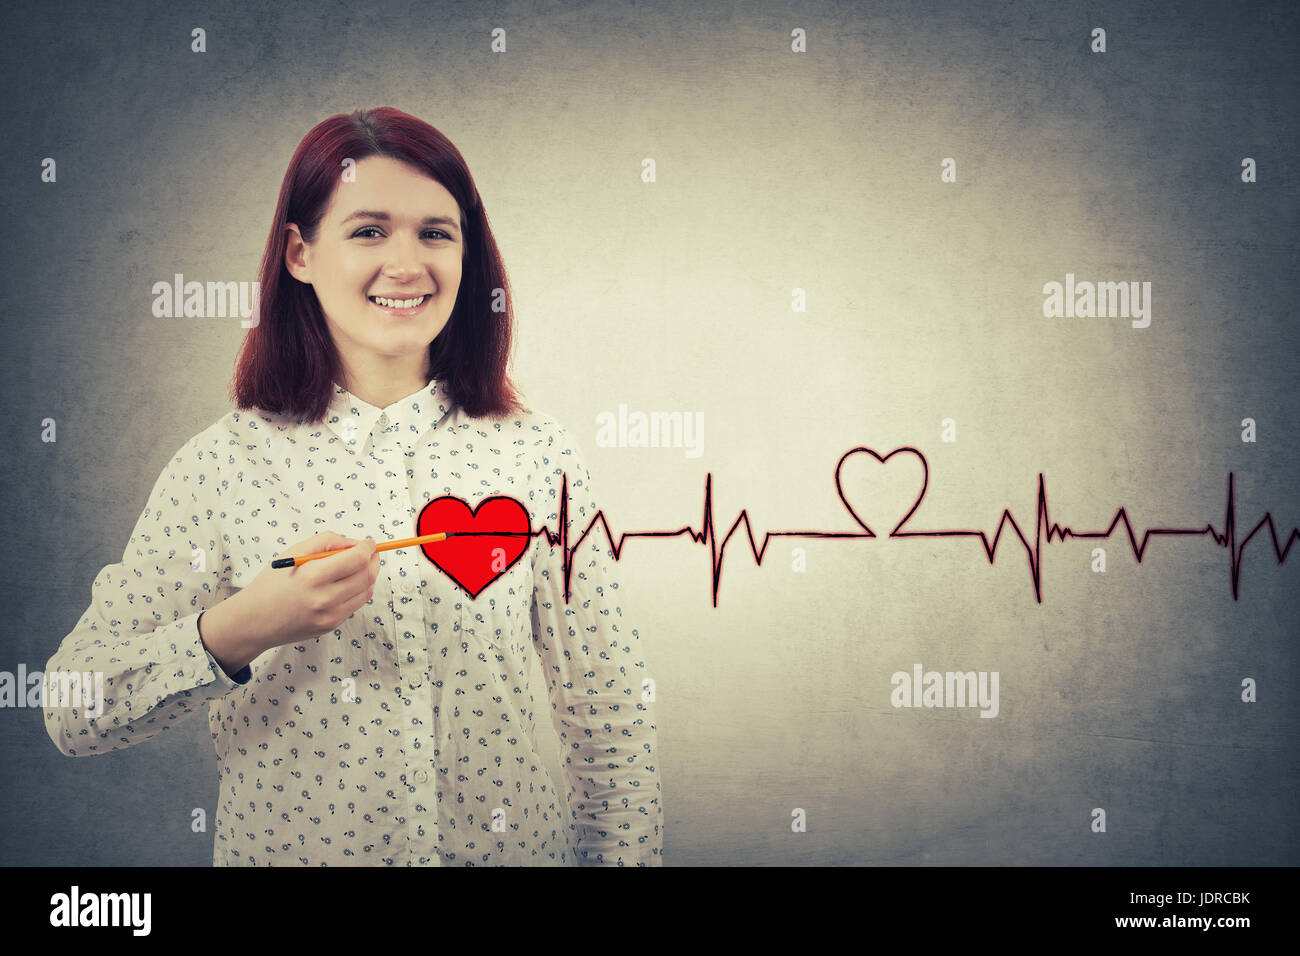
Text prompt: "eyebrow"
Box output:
[[340, 210, 461, 233]]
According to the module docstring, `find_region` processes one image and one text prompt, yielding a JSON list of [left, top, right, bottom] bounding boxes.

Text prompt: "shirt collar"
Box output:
[[320, 377, 451, 449]]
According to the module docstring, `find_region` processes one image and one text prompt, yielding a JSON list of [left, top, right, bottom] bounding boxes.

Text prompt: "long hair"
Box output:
[[231, 107, 527, 423]]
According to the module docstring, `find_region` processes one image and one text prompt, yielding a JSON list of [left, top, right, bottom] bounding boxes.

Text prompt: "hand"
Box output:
[[236, 531, 381, 654]]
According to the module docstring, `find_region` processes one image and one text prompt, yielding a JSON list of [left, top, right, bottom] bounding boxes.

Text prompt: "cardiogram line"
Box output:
[[528, 446, 1299, 605]]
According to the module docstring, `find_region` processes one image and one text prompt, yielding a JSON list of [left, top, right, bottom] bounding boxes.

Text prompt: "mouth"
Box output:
[[368, 293, 431, 315]]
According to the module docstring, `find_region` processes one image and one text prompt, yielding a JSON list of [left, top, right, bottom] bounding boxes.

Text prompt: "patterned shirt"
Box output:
[[43, 378, 662, 866]]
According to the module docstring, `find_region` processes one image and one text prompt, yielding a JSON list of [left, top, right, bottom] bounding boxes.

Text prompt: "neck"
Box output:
[[339, 358, 431, 410]]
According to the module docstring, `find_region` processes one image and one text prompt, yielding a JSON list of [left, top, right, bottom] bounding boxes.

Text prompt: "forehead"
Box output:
[[326, 155, 461, 221]]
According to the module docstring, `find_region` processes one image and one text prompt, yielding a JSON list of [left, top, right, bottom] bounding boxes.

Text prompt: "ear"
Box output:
[[283, 223, 311, 284]]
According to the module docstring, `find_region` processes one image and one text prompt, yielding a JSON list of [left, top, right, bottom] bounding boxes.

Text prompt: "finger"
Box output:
[[317, 570, 371, 611], [340, 578, 375, 616], [310, 540, 372, 582], [347, 591, 373, 621], [288, 532, 350, 558]]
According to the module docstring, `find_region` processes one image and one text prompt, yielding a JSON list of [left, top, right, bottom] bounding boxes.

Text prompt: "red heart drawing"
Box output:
[[834, 446, 929, 536], [416, 495, 532, 598]]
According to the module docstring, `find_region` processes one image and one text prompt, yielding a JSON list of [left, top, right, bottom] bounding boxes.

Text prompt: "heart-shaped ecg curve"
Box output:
[[416, 495, 532, 598], [834, 446, 929, 537]]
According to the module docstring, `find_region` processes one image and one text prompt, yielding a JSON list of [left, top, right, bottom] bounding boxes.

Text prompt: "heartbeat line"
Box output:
[[531, 446, 1299, 605]]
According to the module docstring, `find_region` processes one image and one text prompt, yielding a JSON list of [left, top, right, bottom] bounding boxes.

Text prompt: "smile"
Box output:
[[368, 294, 430, 315]]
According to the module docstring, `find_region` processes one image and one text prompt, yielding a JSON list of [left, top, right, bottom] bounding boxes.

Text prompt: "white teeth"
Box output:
[[370, 295, 427, 309]]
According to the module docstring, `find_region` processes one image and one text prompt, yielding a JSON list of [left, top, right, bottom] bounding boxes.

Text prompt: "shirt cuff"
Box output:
[[193, 611, 253, 688]]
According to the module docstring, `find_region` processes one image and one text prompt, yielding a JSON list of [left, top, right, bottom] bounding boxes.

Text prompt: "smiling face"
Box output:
[[283, 154, 465, 400]]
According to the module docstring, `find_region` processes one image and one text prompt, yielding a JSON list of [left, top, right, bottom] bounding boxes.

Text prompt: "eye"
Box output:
[[351, 226, 452, 240]]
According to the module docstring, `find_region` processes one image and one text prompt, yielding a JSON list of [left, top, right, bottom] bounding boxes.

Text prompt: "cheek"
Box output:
[[440, 252, 463, 286], [317, 259, 358, 298]]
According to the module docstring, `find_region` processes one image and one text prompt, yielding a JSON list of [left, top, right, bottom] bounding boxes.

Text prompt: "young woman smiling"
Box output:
[[44, 107, 662, 867]]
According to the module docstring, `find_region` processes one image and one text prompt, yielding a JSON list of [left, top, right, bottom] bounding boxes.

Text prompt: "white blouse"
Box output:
[[43, 378, 663, 866]]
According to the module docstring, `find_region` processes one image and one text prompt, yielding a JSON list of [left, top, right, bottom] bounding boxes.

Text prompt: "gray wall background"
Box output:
[[1, 0, 1297, 865]]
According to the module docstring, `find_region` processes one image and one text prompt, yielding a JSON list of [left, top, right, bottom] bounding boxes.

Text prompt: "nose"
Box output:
[[382, 230, 425, 279]]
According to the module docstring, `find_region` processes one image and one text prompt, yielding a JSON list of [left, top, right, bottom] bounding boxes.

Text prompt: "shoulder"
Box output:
[[454, 404, 586, 457], [158, 407, 283, 477], [194, 405, 313, 458]]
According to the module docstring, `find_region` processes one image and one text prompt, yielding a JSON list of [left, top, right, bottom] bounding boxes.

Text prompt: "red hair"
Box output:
[[231, 107, 528, 423]]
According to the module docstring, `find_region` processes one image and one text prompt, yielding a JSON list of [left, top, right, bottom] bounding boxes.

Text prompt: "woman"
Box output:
[[43, 107, 662, 867]]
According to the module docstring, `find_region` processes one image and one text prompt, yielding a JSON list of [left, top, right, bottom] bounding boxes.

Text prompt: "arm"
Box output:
[[43, 433, 251, 757], [529, 424, 663, 866]]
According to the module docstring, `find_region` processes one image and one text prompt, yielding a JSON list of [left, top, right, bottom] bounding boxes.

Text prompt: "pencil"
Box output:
[[271, 530, 533, 568]]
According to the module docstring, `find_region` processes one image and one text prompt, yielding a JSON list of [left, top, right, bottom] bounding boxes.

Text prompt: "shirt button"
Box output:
[[413, 769, 429, 785]]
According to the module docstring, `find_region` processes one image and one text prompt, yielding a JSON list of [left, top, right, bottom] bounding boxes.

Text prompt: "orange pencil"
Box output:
[[271, 530, 532, 569]]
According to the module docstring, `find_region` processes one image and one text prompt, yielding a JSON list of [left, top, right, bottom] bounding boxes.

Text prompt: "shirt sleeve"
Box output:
[[43, 432, 251, 757], [529, 423, 664, 866]]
